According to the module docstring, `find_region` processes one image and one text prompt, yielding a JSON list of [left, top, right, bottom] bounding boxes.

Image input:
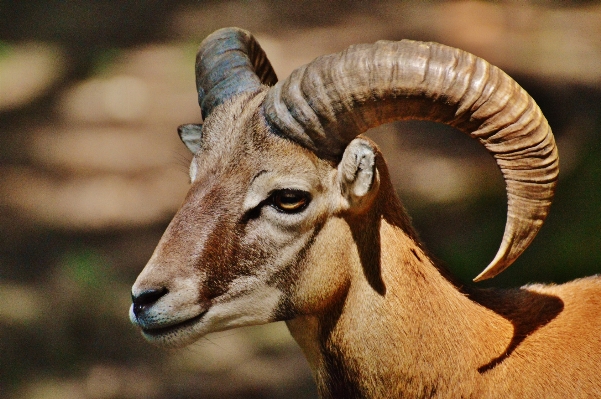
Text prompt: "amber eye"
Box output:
[[271, 189, 311, 213]]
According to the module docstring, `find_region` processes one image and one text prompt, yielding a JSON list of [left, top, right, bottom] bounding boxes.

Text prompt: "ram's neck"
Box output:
[[287, 200, 515, 398]]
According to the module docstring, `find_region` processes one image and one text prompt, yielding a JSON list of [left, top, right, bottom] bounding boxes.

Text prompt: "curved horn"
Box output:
[[196, 27, 277, 120], [262, 40, 558, 281]]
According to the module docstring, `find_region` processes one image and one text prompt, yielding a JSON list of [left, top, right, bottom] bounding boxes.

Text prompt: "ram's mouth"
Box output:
[[141, 311, 208, 339]]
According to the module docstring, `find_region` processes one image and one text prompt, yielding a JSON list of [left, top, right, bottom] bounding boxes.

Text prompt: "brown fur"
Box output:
[[133, 90, 601, 398], [287, 155, 601, 398]]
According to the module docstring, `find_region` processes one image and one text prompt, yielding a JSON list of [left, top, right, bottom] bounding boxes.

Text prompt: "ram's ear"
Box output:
[[337, 138, 380, 213], [177, 124, 203, 154]]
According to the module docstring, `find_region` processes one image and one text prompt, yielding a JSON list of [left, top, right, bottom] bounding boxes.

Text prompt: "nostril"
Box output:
[[132, 287, 168, 317]]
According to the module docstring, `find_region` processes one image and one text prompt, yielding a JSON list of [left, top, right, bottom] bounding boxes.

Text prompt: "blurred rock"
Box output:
[[0, 44, 201, 230], [172, 322, 298, 373], [0, 283, 43, 325], [164, 324, 315, 399], [367, 123, 502, 206], [60, 76, 150, 124], [19, 379, 85, 399], [253, 15, 391, 80], [30, 126, 181, 174], [84, 365, 160, 399], [1, 166, 188, 229], [418, 2, 601, 87], [59, 44, 199, 125], [0, 42, 65, 111]]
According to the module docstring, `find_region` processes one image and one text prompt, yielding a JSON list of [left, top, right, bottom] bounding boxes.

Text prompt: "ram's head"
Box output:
[[130, 28, 558, 348]]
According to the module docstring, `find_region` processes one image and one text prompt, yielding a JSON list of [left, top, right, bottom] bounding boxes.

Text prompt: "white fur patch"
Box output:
[[206, 276, 283, 331]]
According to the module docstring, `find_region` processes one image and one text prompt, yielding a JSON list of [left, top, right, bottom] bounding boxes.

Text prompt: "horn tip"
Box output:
[[473, 270, 494, 283], [473, 253, 512, 282]]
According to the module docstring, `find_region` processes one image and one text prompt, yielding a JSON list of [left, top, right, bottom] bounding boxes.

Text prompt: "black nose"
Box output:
[[132, 288, 168, 317]]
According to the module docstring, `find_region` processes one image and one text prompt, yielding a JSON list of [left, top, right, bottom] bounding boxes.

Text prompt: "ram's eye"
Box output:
[[271, 189, 311, 213]]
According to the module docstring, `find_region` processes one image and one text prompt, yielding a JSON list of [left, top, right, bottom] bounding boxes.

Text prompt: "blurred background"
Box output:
[[1, 1, 600, 398]]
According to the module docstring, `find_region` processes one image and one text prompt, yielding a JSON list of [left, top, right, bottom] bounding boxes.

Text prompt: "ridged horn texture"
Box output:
[[196, 27, 278, 120], [262, 39, 559, 281]]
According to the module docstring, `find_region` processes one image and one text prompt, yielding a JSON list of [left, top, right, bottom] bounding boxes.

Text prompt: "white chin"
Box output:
[[140, 313, 208, 348]]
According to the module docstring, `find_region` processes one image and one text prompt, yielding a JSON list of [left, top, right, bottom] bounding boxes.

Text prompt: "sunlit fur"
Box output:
[[132, 90, 601, 398]]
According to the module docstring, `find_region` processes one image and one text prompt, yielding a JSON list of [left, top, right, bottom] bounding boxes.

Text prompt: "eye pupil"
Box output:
[[272, 190, 310, 213]]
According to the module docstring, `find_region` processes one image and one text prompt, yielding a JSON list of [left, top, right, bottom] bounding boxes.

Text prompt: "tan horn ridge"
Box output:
[[262, 39, 559, 281]]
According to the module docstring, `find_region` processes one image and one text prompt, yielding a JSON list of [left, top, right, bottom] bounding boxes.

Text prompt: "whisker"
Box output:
[[172, 151, 193, 174]]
